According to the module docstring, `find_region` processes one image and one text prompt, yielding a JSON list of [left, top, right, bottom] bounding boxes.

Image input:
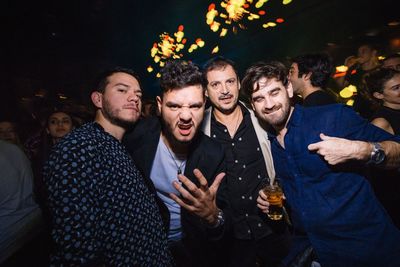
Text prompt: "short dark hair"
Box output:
[[291, 53, 333, 88], [242, 61, 288, 100], [159, 60, 205, 97], [202, 56, 239, 80], [365, 68, 400, 95], [93, 67, 141, 94]]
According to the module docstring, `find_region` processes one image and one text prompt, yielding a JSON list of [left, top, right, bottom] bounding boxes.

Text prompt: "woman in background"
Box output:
[[365, 67, 400, 229]]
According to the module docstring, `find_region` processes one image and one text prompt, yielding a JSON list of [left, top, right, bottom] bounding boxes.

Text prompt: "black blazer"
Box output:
[[123, 117, 231, 266]]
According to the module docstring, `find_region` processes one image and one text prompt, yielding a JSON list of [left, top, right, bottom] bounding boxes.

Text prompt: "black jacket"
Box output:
[[123, 117, 231, 266]]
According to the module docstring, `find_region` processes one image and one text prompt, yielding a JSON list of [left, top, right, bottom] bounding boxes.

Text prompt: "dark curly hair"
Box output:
[[242, 61, 288, 100], [291, 53, 333, 88], [365, 68, 400, 95], [159, 60, 206, 98]]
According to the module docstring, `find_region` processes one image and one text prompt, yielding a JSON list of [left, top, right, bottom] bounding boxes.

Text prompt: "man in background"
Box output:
[[289, 53, 336, 106]]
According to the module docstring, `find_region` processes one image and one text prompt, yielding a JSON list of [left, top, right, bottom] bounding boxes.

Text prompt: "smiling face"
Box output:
[[251, 77, 293, 130], [93, 72, 143, 128], [206, 65, 240, 114], [157, 85, 205, 148]]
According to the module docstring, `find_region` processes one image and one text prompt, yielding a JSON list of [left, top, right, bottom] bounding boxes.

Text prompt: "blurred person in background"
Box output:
[[365, 67, 400, 229], [30, 110, 76, 213], [0, 140, 43, 265], [0, 119, 23, 147], [382, 53, 400, 71], [289, 53, 337, 106], [335, 43, 381, 119]]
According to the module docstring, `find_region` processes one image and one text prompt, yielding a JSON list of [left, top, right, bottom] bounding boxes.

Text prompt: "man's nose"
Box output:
[[264, 97, 275, 109], [220, 83, 230, 94], [179, 107, 192, 121]]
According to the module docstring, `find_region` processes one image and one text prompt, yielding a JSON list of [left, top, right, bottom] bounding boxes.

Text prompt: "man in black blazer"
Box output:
[[124, 60, 230, 267]]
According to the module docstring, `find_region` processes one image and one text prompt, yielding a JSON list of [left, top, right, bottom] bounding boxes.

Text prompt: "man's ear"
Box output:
[[304, 72, 312, 81], [286, 81, 294, 98], [373, 91, 384, 100], [91, 91, 103, 109], [156, 96, 162, 114]]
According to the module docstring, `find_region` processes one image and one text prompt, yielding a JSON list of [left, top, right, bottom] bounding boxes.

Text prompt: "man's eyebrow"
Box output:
[[113, 83, 129, 87]]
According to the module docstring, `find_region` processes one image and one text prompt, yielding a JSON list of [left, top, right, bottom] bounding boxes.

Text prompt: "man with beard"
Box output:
[[124, 60, 229, 267], [201, 57, 290, 267], [242, 61, 400, 267], [43, 67, 172, 267]]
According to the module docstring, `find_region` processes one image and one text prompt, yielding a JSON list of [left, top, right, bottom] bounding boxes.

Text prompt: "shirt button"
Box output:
[[257, 147, 260, 151], [213, 134, 216, 138], [257, 174, 261, 179], [242, 164, 246, 168], [238, 137, 242, 141], [224, 129, 228, 132], [242, 196, 245, 200], [231, 143, 235, 146], [248, 229, 251, 234], [238, 177, 242, 181], [258, 223, 262, 227], [245, 213, 249, 217], [249, 196, 253, 200], [235, 159, 238, 163]]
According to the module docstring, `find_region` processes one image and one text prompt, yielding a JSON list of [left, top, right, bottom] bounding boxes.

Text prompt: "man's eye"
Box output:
[[169, 105, 179, 111], [211, 83, 219, 88]]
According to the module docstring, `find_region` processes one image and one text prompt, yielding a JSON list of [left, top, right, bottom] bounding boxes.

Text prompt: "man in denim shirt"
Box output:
[[243, 61, 400, 267]]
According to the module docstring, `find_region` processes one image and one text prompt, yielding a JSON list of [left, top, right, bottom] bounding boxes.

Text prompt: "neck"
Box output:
[[94, 113, 125, 141], [213, 105, 243, 137], [302, 86, 322, 99], [161, 132, 188, 155], [52, 137, 61, 144], [273, 106, 294, 148], [383, 102, 400, 111]]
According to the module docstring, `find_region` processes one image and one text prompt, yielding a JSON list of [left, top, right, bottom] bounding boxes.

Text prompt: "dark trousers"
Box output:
[[228, 230, 291, 267]]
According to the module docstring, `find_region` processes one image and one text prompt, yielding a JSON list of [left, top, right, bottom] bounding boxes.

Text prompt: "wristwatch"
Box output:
[[209, 209, 225, 228], [368, 142, 385, 165]]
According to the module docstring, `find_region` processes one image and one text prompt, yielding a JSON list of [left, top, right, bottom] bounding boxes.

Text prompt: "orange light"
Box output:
[[276, 18, 284, 23], [208, 3, 216, 11], [178, 25, 184, 31], [258, 10, 266, 15]]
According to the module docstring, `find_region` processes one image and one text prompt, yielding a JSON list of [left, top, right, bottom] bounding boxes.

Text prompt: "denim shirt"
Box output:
[[270, 104, 400, 267]]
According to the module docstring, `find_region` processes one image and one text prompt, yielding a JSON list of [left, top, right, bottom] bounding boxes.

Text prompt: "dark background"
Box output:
[[1, 0, 399, 113]]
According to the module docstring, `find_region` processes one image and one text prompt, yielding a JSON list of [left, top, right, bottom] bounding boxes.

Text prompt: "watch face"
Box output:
[[374, 150, 385, 164], [372, 147, 385, 164]]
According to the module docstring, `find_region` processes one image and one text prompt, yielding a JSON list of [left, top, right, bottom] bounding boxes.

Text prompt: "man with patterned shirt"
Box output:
[[43, 67, 171, 267]]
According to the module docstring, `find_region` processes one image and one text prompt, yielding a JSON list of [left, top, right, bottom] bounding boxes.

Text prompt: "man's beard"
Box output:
[[102, 98, 137, 129], [264, 103, 290, 128]]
